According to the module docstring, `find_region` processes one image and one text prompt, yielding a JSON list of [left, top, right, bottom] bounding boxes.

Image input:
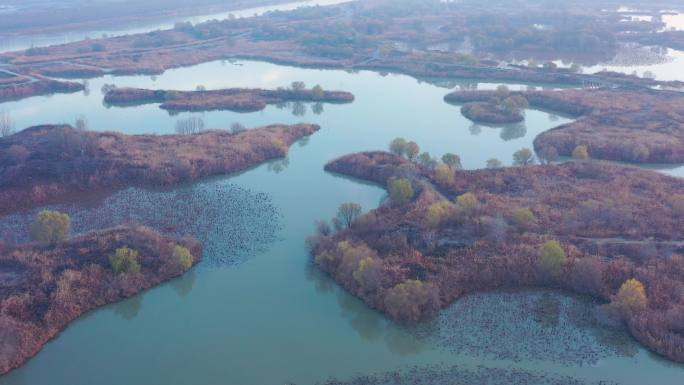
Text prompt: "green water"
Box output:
[[0, 60, 683, 385]]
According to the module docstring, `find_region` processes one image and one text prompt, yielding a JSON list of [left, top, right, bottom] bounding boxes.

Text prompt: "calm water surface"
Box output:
[[0, 61, 683, 385]]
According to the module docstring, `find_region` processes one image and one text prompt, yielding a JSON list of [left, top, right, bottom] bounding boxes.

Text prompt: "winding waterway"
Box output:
[[0, 59, 683, 385]]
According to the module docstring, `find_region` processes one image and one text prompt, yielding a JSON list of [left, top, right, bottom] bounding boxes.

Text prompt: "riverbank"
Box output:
[[0, 123, 319, 215], [313, 151, 684, 362], [0, 225, 201, 375]]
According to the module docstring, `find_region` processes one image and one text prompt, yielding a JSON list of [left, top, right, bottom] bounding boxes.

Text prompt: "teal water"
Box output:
[[0, 60, 683, 385]]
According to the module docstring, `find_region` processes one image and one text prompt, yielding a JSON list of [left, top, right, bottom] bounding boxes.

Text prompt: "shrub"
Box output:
[[109, 247, 141, 274], [29, 211, 71, 246], [539, 240, 566, 277], [424, 201, 454, 228], [511, 207, 536, 231], [572, 145, 590, 160], [611, 278, 648, 317], [384, 280, 439, 322], [174, 245, 194, 270], [388, 177, 414, 204], [353, 257, 384, 294], [456, 192, 479, 217]]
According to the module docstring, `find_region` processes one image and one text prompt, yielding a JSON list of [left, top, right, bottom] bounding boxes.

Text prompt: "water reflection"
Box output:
[[113, 295, 143, 321], [306, 261, 426, 355], [267, 158, 290, 174], [500, 123, 527, 141], [170, 270, 197, 298]]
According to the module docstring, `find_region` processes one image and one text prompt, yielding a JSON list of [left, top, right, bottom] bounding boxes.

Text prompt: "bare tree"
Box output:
[[230, 122, 246, 134], [336, 202, 362, 229], [0, 111, 15, 137], [175, 116, 205, 135]]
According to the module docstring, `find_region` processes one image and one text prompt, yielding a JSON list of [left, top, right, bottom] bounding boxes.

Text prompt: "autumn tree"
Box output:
[[441, 153, 462, 170], [434, 163, 455, 186], [539, 240, 567, 277], [457, 192, 479, 218], [174, 245, 194, 271], [353, 256, 384, 294], [29, 211, 71, 246], [109, 247, 141, 274], [511, 207, 536, 231], [424, 201, 454, 228], [384, 280, 439, 322], [389, 137, 408, 157], [572, 144, 590, 160], [502, 95, 529, 114], [388, 177, 414, 204], [405, 141, 420, 161], [513, 148, 535, 166], [611, 279, 648, 317], [495, 85, 510, 98], [336, 202, 363, 229]]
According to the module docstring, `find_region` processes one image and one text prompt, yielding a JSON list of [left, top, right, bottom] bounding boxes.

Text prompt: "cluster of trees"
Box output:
[[316, 149, 684, 361], [174, 116, 205, 135]]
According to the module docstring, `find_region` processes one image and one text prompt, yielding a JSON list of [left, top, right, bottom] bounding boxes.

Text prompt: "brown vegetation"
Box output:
[[0, 78, 83, 103], [0, 224, 201, 375], [104, 86, 354, 112], [313, 151, 684, 362], [461, 102, 524, 124], [445, 88, 684, 163], [2, 0, 682, 103], [0, 123, 319, 215]]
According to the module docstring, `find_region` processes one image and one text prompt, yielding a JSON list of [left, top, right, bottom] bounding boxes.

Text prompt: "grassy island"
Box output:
[[445, 88, 684, 164], [0, 123, 319, 215], [0, 224, 201, 375], [104, 85, 354, 112], [311, 151, 684, 363], [460, 102, 524, 125]]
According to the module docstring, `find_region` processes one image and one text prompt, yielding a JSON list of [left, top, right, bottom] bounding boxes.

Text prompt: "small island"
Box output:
[[457, 87, 529, 124], [445, 88, 684, 163], [0, 222, 201, 375], [0, 123, 319, 215], [103, 83, 355, 112], [310, 149, 684, 363], [0, 76, 84, 103]]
